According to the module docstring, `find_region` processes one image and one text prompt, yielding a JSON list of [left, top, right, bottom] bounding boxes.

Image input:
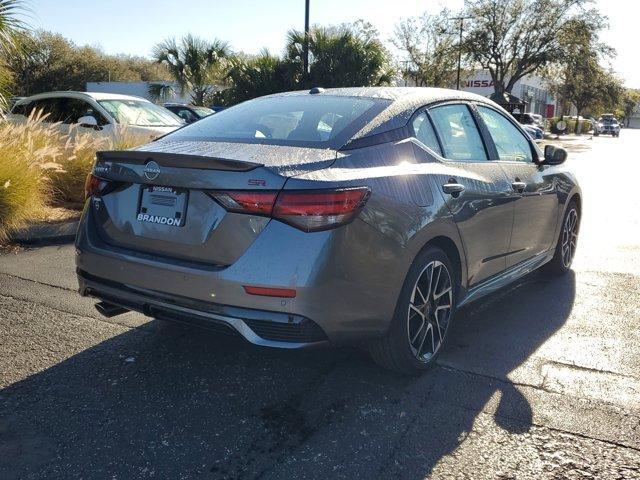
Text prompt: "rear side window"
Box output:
[[164, 95, 391, 148], [477, 106, 532, 163], [30, 99, 64, 123], [11, 102, 31, 116], [411, 112, 442, 155], [429, 104, 487, 161]]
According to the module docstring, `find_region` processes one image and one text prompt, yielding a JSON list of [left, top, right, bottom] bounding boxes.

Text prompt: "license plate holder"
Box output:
[[137, 186, 188, 227]]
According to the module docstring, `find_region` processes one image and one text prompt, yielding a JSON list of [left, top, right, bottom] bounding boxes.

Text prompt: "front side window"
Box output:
[[411, 112, 442, 155], [429, 104, 487, 161], [164, 95, 390, 148], [477, 106, 533, 163], [59, 98, 108, 126], [99, 100, 183, 127]]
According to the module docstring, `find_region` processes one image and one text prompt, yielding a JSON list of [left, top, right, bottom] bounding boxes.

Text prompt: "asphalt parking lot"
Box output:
[[1, 130, 639, 479]]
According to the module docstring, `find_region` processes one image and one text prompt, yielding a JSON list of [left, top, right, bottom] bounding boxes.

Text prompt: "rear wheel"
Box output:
[[542, 201, 579, 276], [369, 246, 456, 375]]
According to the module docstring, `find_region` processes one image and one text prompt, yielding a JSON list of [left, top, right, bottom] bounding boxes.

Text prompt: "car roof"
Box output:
[[263, 86, 488, 103], [261, 87, 503, 140], [15, 91, 150, 104]]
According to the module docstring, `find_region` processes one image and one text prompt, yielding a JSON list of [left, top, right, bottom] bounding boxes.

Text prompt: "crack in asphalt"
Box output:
[[0, 271, 77, 293], [434, 363, 640, 453], [0, 290, 142, 333], [542, 359, 639, 380]]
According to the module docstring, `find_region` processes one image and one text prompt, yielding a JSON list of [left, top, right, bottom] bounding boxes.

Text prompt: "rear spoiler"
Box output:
[[96, 150, 262, 172]]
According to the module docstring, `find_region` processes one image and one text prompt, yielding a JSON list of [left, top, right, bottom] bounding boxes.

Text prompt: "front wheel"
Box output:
[[541, 201, 580, 276], [368, 246, 456, 375]]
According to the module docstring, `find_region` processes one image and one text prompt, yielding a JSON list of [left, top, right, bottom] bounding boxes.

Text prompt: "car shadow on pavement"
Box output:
[[0, 271, 575, 479]]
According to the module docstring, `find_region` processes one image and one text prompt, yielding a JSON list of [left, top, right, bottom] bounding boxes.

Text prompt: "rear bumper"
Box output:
[[75, 203, 411, 345], [78, 270, 328, 348]]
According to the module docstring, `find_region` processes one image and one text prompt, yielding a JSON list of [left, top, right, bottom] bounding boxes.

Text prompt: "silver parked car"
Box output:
[[76, 87, 581, 374]]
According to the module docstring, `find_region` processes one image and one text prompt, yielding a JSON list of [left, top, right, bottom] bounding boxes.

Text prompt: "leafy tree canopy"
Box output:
[[462, 0, 605, 95], [6, 31, 171, 96]]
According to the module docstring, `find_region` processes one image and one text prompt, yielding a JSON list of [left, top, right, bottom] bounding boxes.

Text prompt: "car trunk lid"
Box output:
[[89, 141, 337, 266]]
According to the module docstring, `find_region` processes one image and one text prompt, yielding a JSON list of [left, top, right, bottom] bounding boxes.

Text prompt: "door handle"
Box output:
[[442, 183, 465, 196], [511, 181, 527, 193]]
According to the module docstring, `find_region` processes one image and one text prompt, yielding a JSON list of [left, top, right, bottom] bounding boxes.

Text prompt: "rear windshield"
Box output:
[[163, 95, 390, 148]]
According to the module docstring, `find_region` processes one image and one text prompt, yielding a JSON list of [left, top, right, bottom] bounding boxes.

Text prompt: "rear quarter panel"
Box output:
[[289, 138, 470, 297]]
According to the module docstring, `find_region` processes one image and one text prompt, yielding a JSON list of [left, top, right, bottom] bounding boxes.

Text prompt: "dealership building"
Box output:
[[459, 71, 562, 118]]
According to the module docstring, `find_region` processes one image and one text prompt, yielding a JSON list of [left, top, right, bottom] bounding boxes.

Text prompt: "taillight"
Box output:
[[84, 174, 116, 199], [273, 188, 370, 232], [210, 191, 278, 215], [84, 174, 105, 199], [209, 187, 370, 232]]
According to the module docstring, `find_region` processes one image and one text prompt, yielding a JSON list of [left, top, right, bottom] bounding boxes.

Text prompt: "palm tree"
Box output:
[[0, 0, 27, 110], [152, 34, 230, 106], [222, 50, 298, 104], [286, 26, 395, 89]]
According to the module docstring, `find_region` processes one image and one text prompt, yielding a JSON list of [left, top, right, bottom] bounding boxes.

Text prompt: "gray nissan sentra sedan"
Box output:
[[76, 87, 580, 374]]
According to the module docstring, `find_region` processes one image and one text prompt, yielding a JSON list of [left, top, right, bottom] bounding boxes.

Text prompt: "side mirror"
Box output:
[[77, 115, 98, 129], [543, 144, 568, 165]]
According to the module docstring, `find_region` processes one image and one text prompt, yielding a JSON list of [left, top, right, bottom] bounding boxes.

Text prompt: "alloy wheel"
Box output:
[[407, 260, 453, 363], [561, 208, 579, 268]]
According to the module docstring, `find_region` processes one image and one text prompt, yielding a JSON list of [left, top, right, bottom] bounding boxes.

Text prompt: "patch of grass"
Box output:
[[0, 116, 147, 240], [0, 117, 61, 241], [49, 127, 147, 205]]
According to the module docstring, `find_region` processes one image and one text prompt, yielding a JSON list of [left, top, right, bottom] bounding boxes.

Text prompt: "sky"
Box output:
[[22, 0, 640, 88]]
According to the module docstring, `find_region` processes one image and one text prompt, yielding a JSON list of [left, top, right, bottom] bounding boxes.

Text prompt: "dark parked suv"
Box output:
[[77, 87, 580, 374], [163, 103, 214, 124]]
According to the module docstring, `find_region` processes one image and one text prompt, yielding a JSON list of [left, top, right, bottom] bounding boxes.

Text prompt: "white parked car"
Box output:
[[9, 91, 184, 140]]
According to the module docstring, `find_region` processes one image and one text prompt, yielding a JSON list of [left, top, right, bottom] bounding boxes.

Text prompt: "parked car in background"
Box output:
[[530, 113, 543, 127], [513, 112, 545, 139], [594, 114, 620, 137], [77, 87, 580, 375], [163, 103, 214, 124], [515, 112, 536, 125], [9, 92, 184, 140], [522, 124, 544, 140]]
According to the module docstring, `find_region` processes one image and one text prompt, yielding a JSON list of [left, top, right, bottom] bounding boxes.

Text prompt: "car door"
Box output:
[[423, 103, 515, 286], [475, 105, 558, 267]]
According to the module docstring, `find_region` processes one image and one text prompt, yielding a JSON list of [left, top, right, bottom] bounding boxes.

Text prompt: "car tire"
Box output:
[[541, 201, 580, 276], [368, 246, 456, 375]]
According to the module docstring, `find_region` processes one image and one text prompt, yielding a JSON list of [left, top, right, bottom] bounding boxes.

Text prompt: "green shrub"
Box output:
[[549, 117, 592, 134]]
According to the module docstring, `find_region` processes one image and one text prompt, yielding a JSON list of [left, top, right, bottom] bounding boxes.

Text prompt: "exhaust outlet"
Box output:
[[95, 301, 129, 318]]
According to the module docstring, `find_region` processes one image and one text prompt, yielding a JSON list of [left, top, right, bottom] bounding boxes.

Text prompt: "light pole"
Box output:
[[303, 0, 310, 77], [451, 16, 471, 90]]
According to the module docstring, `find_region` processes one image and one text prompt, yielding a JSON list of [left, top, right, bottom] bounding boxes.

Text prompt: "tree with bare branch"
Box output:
[[392, 9, 459, 88]]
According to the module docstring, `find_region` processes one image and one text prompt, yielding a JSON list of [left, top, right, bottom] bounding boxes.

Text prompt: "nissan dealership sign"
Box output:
[[462, 79, 495, 88]]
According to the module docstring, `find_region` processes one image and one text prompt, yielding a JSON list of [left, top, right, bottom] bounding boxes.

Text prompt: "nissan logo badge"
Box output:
[[143, 160, 161, 181]]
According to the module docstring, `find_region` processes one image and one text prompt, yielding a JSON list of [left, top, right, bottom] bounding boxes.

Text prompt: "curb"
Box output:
[[10, 219, 79, 243]]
